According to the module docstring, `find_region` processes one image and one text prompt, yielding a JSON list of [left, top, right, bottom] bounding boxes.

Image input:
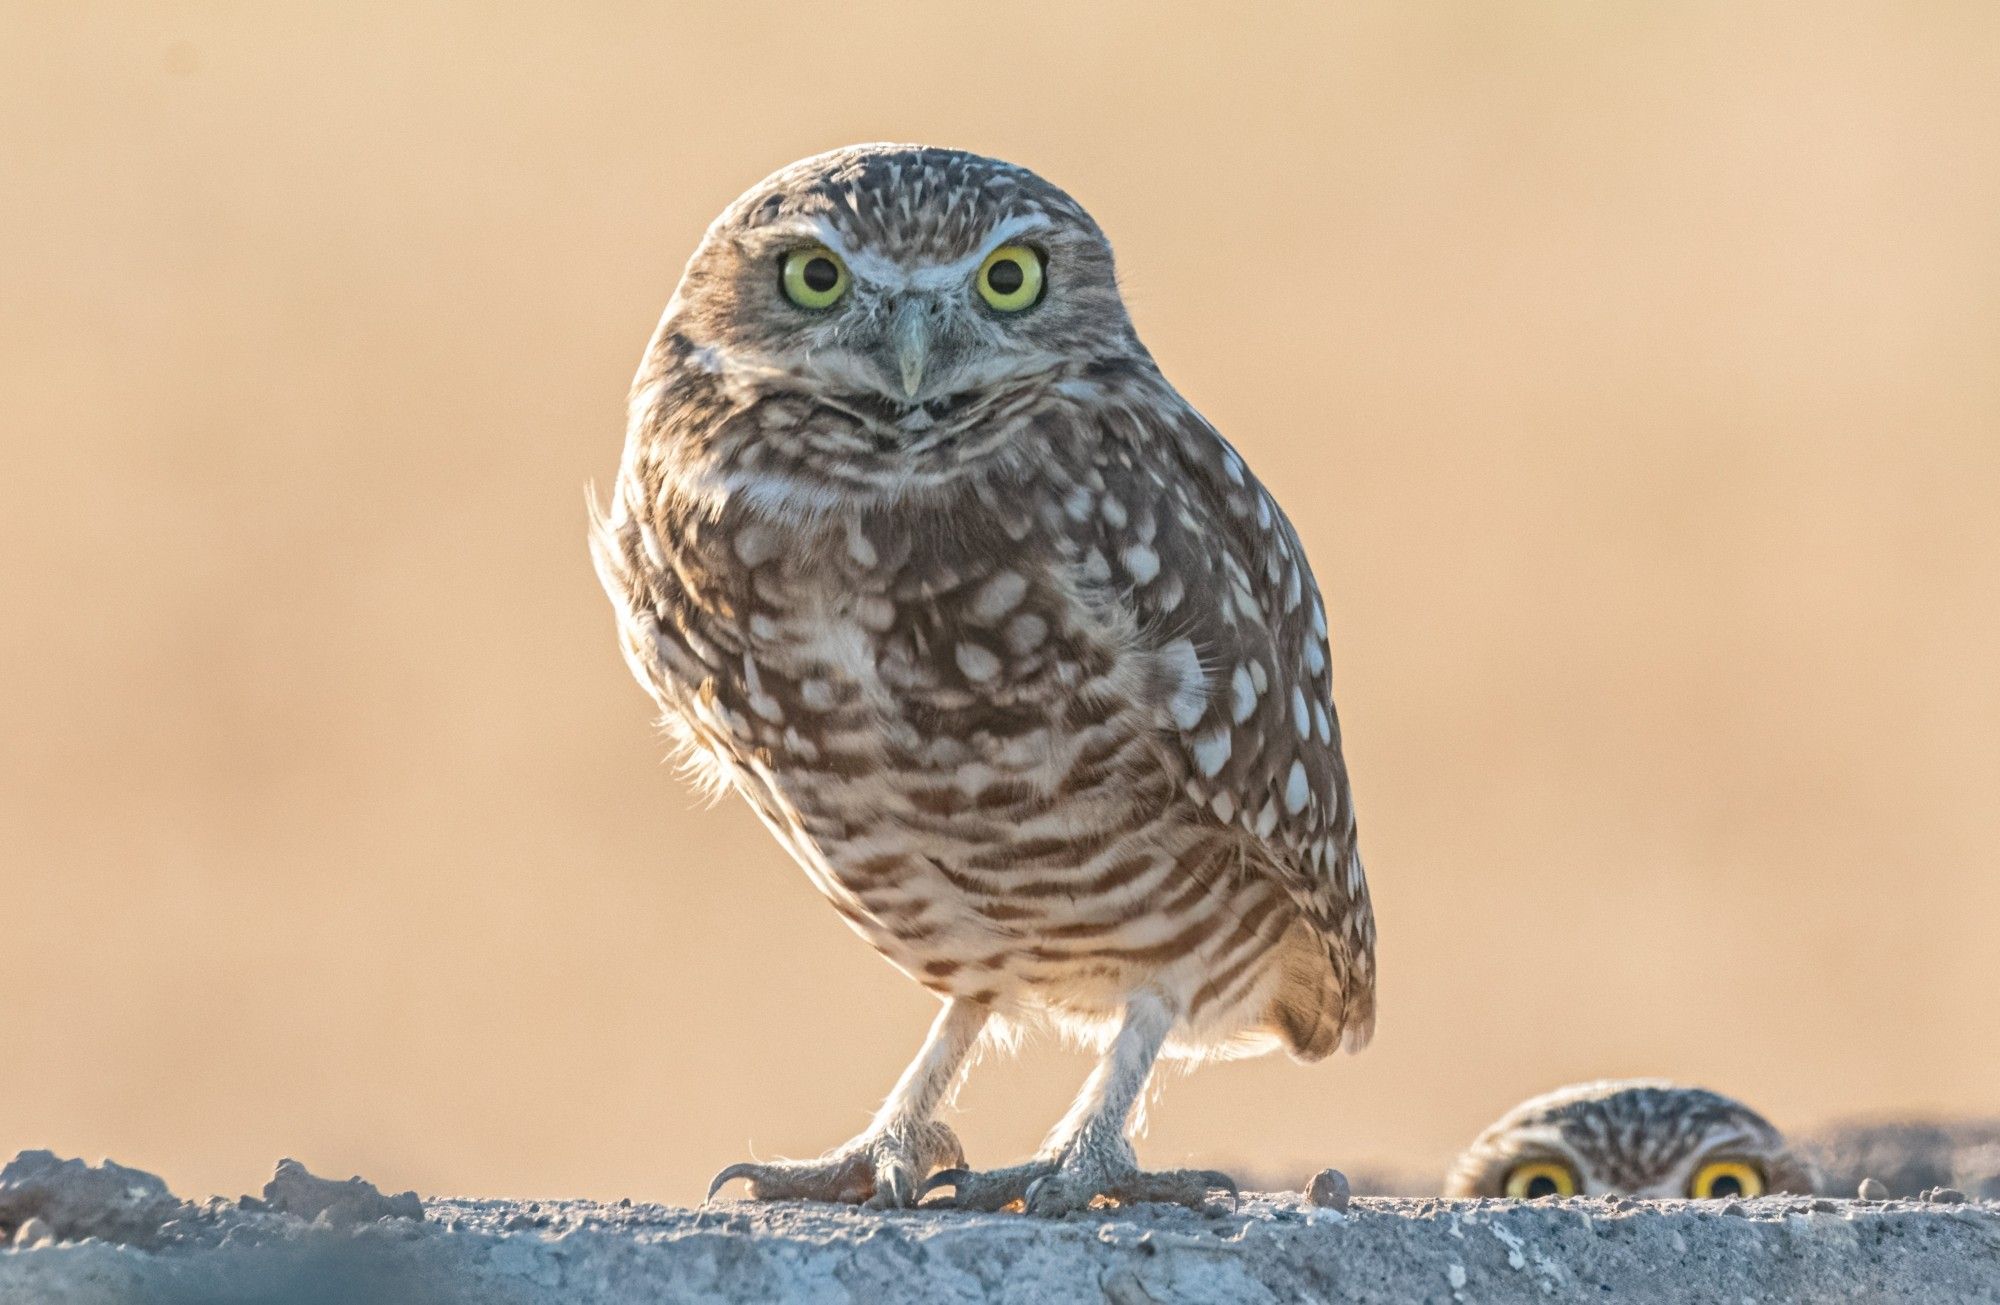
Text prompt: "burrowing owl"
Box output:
[[1445, 1081, 1819, 1199], [591, 144, 1375, 1215]]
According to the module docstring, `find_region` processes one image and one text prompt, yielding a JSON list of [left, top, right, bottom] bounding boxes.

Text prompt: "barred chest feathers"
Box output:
[[596, 380, 1363, 1055], [643, 457, 1200, 965]]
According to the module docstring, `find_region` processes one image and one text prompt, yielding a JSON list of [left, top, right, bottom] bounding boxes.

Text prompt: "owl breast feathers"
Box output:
[[593, 144, 1374, 1062]]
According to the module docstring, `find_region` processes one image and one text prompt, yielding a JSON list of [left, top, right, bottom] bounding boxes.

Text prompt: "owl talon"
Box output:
[[918, 1168, 971, 1204], [923, 1161, 1058, 1212], [705, 1162, 763, 1205], [705, 1121, 964, 1208], [869, 1166, 914, 1211], [1023, 1174, 1054, 1211]]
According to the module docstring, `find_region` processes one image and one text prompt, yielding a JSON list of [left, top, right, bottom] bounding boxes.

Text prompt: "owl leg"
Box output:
[[706, 997, 987, 1209], [924, 989, 1237, 1216]]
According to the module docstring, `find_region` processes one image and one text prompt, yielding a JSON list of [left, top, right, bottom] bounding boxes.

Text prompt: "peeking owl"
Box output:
[[1445, 1080, 1820, 1199]]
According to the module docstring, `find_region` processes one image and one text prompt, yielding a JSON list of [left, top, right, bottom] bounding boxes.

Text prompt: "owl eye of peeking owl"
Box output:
[[592, 144, 1374, 1216], [1448, 1081, 1819, 1200]]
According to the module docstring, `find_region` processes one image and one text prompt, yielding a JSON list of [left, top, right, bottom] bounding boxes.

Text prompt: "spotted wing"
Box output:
[[1089, 403, 1376, 1040]]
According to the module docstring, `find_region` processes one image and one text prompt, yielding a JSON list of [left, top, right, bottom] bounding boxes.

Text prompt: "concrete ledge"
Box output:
[[5, 1191, 1999, 1304]]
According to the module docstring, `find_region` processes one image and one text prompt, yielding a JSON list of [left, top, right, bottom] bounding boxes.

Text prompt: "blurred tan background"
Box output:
[[3, 2, 1997, 1205]]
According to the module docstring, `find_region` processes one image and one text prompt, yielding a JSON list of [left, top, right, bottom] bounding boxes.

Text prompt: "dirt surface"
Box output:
[[2, 1152, 1998, 1304]]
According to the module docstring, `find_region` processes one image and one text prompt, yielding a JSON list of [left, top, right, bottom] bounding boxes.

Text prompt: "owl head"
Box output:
[[639, 145, 1148, 501], [1444, 1080, 1819, 1200]]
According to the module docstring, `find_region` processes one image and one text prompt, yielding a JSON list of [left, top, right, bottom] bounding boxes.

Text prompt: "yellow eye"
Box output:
[[1688, 1160, 1765, 1200], [1502, 1160, 1579, 1199], [781, 246, 848, 309], [976, 244, 1043, 311]]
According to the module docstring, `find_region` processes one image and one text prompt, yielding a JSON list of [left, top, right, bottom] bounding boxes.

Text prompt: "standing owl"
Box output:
[[591, 144, 1375, 1215], [1445, 1081, 1820, 1200]]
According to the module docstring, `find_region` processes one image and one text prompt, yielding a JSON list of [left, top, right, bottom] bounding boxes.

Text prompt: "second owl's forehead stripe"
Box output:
[[778, 214, 1052, 289]]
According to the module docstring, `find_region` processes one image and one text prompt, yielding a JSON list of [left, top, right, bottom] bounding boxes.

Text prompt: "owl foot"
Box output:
[[705, 1119, 965, 1209], [923, 1158, 1237, 1216], [918, 1160, 1057, 1212]]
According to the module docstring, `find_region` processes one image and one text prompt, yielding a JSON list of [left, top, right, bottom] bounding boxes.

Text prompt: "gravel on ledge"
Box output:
[[4, 1177, 1999, 1304]]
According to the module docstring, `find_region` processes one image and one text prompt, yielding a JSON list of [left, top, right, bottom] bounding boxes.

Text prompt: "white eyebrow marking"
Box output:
[[804, 214, 1054, 290]]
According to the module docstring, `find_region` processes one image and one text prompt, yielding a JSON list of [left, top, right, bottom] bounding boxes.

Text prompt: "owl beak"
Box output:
[[888, 299, 930, 399]]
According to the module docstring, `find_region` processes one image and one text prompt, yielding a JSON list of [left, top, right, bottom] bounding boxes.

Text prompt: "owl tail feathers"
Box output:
[[1269, 923, 1374, 1063]]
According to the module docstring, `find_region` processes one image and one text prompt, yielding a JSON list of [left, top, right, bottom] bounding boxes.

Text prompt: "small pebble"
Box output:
[[1857, 1179, 1889, 1201], [1810, 1199, 1838, 1213], [1927, 1188, 1967, 1205], [1304, 1168, 1351, 1212]]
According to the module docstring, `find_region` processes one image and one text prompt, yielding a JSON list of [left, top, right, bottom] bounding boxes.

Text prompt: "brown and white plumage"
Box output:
[[1446, 1081, 1820, 1200], [591, 144, 1374, 1212]]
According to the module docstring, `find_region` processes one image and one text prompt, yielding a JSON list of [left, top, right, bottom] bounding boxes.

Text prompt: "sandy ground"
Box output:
[[3, 1151, 1997, 1304]]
